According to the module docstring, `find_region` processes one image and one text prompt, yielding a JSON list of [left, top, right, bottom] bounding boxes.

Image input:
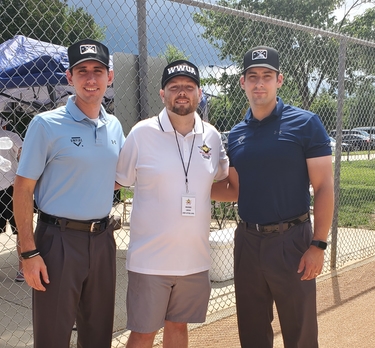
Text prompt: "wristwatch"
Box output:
[[311, 240, 327, 250]]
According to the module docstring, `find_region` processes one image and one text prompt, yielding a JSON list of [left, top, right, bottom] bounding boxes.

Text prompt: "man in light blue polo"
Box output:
[[13, 39, 124, 348]]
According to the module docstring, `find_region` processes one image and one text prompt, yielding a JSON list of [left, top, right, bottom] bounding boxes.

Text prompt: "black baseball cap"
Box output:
[[243, 46, 279, 73], [161, 60, 200, 89], [68, 39, 110, 69]]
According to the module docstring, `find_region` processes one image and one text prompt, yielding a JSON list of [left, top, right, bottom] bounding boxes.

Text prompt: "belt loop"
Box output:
[[279, 221, 284, 234], [60, 219, 66, 232]]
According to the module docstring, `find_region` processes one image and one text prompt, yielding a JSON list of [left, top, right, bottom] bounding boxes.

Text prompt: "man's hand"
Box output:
[[297, 246, 324, 281], [22, 256, 50, 291]]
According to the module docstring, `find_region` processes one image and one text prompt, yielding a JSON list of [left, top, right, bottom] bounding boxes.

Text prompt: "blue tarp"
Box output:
[[0, 35, 205, 119], [0, 35, 69, 90], [0, 36, 114, 113]]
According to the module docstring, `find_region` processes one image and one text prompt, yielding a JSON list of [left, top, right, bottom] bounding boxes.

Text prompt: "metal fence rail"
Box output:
[[1, 0, 375, 346]]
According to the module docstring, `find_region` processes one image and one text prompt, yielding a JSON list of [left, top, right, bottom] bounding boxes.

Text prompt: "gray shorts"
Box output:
[[126, 270, 211, 333]]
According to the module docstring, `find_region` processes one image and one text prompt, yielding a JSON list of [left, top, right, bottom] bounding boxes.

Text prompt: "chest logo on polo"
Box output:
[[71, 136, 82, 147], [198, 144, 212, 160], [238, 135, 245, 144]]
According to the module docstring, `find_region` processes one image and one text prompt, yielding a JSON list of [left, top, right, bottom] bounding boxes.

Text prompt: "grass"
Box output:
[[115, 159, 375, 230], [118, 187, 133, 201], [338, 159, 375, 229]]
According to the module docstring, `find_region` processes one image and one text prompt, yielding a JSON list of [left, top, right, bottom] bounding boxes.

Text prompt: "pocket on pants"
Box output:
[[35, 222, 58, 260]]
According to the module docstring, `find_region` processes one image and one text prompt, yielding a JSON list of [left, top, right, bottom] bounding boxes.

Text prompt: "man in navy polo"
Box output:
[[212, 46, 334, 347]]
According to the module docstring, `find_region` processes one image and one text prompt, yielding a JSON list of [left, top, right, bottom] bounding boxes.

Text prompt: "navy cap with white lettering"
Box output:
[[68, 39, 110, 69], [161, 60, 200, 89], [243, 46, 279, 73]]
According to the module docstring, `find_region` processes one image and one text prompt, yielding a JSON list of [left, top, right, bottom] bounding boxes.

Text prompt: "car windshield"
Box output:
[[357, 130, 370, 137]]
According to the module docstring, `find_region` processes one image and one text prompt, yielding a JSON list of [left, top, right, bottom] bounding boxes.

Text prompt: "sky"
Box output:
[[66, 0, 231, 66], [65, 0, 373, 72], [333, 0, 373, 21]]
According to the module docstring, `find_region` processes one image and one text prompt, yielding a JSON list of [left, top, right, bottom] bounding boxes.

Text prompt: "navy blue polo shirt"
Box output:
[[227, 97, 331, 224]]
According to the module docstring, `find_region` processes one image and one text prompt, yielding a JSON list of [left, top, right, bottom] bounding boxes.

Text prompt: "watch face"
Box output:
[[311, 240, 327, 250]]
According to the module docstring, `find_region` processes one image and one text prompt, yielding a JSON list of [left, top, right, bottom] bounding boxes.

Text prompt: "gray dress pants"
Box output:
[[32, 220, 116, 348], [234, 220, 319, 348]]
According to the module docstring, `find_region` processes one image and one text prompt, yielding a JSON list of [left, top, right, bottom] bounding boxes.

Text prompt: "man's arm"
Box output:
[[211, 167, 239, 202], [298, 156, 334, 280], [13, 175, 49, 291]]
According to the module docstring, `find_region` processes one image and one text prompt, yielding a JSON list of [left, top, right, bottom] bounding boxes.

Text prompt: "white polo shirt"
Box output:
[[116, 108, 229, 275]]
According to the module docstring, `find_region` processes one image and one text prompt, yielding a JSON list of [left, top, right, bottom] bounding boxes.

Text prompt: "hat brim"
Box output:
[[243, 64, 279, 73], [69, 57, 110, 70], [162, 73, 200, 89]]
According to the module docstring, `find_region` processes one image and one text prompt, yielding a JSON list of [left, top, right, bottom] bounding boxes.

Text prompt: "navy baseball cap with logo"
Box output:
[[161, 60, 200, 89], [68, 39, 110, 69], [243, 46, 279, 73]]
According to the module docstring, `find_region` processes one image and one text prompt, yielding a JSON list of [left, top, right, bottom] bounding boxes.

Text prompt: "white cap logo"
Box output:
[[80, 45, 97, 55], [167, 65, 196, 76], [252, 49, 268, 61]]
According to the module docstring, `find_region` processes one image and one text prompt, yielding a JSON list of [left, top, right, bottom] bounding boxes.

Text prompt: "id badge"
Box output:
[[182, 195, 196, 216]]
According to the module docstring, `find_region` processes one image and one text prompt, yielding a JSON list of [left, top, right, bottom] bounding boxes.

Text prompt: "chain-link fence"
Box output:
[[1, 0, 375, 347]]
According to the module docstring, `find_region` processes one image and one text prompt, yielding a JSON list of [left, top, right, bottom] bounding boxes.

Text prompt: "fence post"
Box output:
[[331, 38, 347, 270], [137, 0, 149, 120]]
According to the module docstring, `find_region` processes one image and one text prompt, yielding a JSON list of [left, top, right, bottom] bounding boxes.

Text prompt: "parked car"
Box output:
[[329, 129, 371, 139], [329, 137, 335, 153], [341, 134, 375, 151], [352, 127, 375, 139], [329, 136, 351, 153], [353, 129, 372, 138]]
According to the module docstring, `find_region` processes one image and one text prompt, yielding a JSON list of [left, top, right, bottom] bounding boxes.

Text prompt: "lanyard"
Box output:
[[158, 113, 203, 194], [174, 129, 196, 194]]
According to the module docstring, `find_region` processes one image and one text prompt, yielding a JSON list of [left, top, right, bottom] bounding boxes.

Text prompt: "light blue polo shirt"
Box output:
[[17, 96, 125, 220]]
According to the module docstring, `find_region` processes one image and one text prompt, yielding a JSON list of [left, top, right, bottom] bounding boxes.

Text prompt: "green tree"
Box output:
[[309, 90, 338, 131], [159, 44, 189, 64], [62, 7, 105, 47], [335, 1, 375, 37], [0, 0, 104, 45], [194, 0, 375, 119], [345, 77, 375, 129], [344, 7, 375, 41], [339, 7, 375, 80]]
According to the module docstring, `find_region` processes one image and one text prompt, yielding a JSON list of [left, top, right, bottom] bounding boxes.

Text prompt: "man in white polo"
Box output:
[[116, 60, 228, 348]]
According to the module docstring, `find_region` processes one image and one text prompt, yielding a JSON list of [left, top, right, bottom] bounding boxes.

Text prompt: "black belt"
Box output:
[[39, 212, 109, 233], [241, 212, 310, 234]]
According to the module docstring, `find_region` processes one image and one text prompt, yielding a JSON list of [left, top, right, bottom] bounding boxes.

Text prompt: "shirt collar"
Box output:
[[158, 107, 204, 134], [66, 96, 108, 126], [245, 96, 284, 124]]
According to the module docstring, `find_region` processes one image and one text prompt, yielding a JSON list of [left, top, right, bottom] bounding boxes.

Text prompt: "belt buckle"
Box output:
[[90, 221, 99, 232]]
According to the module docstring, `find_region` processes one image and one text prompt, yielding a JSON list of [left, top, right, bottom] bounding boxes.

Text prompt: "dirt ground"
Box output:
[[154, 257, 375, 347]]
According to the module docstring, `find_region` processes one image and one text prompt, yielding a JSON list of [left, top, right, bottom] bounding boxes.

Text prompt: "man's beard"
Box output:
[[171, 104, 195, 116], [171, 98, 198, 116]]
